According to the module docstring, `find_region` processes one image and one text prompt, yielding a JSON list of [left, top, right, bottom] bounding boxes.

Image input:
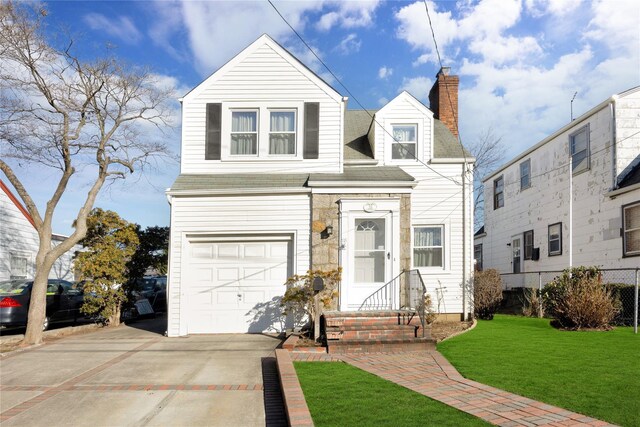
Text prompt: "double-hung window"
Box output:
[[10, 255, 28, 279], [520, 159, 531, 190], [392, 125, 417, 160], [474, 244, 483, 271], [622, 201, 640, 257], [230, 110, 258, 155], [413, 226, 444, 268], [269, 111, 296, 155], [570, 125, 590, 174], [524, 230, 534, 260], [548, 223, 562, 256], [494, 176, 504, 209]]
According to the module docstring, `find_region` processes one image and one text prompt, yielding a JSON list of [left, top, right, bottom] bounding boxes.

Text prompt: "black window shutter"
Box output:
[[205, 103, 222, 160], [303, 102, 320, 159]]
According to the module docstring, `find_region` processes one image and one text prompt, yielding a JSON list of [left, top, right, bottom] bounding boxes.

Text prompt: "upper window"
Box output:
[[414, 226, 443, 268], [520, 159, 531, 190], [548, 223, 562, 256], [494, 176, 504, 209], [524, 230, 534, 260], [269, 111, 296, 155], [622, 201, 640, 257], [392, 125, 417, 160], [10, 255, 28, 279], [474, 244, 483, 271], [230, 110, 258, 156], [570, 125, 590, 174]]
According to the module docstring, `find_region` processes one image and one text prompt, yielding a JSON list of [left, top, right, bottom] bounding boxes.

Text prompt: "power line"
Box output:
[[267, 0, 463, 186]]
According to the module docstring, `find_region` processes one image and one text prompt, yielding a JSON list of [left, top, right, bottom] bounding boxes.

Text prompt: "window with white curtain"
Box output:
[[269, 111, 296, 155], [231, 110, 258, 155], [413, 226, 444, 268], [392, 125, 417, 160]]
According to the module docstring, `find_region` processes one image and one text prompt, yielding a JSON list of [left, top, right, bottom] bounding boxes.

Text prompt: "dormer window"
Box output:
[[231, 110, 258, 155], [392, 125, 417, 160], [269, 111, 296, 155]]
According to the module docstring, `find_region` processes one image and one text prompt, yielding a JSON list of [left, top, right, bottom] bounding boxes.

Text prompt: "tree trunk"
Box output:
[[109, 304, 121, 327], [23, 239, 55, 345]]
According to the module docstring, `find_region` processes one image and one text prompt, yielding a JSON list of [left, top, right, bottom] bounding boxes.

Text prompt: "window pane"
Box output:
[[356, 219, 385, 249], [232, 111, 257, 132], [392, 143, 415, 159], [355, 251, 385, 282], [625, 229, 640, 254], [414, 248, 443, 267], [624, 204, 640, 230], [270, 111, 295, 132], [549, 240, 560, 254], [393, 126, 416, 142], [269, 134, 295, 154], [572, 150, 588, 172], [231, 134, 257, 155], [571, 130, 587, 153], [415, 227, 441, 246]]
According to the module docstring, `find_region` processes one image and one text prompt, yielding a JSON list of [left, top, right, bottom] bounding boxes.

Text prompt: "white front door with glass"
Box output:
[[339, 199, 400, 311]]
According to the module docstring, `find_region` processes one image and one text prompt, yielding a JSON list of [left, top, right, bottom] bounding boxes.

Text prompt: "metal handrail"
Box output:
[[358, 270, 402, 310]]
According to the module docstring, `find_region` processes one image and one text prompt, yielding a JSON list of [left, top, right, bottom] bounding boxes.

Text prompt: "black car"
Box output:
[[130, 276, 166, 313], [0, 279, 85, 331]]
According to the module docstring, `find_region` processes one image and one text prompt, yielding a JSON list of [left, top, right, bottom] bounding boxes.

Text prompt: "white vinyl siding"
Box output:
[[167, 193, 311, 337], [181, 43, 342, 174]]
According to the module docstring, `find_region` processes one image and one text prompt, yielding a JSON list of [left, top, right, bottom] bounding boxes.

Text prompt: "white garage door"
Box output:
[[186, 238, 291, 334]]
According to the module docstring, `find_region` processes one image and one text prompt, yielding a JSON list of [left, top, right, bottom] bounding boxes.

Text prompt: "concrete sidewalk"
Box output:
[[0, 318, 286, 426], [291, 351, 616, 427]]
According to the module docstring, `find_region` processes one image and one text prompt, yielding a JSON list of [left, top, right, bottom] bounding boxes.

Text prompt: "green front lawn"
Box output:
[[438, 315, 640, 427], [295, 362, 489, 427]]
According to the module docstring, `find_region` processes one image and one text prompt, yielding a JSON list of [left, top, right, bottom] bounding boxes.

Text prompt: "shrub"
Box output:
[[473, 269, 503, 320], [542, 267, 620, 330], [604, 283, 639, 326], [522, 288, 544, 318], [281, 268, 341, 331]]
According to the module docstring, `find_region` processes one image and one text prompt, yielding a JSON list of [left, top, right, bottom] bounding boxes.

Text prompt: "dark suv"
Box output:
[[0, 279, 84, 331]]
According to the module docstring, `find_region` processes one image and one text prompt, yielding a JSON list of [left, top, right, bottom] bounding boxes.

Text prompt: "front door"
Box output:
[[512, 237, 521, 274], [339, 199, 400, 311]]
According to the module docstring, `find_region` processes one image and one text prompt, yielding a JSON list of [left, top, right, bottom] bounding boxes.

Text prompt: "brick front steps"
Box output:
[[323, 310, 435, 354]]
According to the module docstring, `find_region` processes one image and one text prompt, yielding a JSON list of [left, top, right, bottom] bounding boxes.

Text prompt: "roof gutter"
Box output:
[[431, 157, 476, 164], [306, 180, 417, 188], [166, 187, 312, 197]]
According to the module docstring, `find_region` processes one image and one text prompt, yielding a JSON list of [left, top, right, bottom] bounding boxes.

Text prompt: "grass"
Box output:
[[438, 315, 640, 427], [294, 361, 490, 427]]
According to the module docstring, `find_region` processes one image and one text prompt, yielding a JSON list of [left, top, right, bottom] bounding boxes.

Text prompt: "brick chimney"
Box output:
[[428, 67, 459, 137]]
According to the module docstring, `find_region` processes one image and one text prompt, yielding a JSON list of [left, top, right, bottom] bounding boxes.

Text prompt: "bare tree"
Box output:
[[0, 3, 174, 345], [467, 127, 506, 231]]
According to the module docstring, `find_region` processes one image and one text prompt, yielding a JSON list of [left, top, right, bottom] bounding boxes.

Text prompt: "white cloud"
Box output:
[[316, 0, 382, 31], [400, 76, 433, 102], [395, 1, 458, 58], [378, 66, 393, 79], [83, 13, 142, 44], [378, 96, 389, 106], [525, 0, 583, 17], [335, 33, 361, 55], [584, 0, 640, 53]]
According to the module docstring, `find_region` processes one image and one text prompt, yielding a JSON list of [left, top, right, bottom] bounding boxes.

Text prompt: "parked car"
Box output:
[[129, 276, 166, 314], [0, 279, 85, 331]]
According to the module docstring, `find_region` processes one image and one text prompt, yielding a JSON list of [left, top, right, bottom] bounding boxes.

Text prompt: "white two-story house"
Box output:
[[475, 87, 640, 279], [166, 35, 474, 336]]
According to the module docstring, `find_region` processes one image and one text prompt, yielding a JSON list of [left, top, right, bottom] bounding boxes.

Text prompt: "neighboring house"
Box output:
[[475, 87, 640, 278], [0, 179, 78, 281], [166, 35, 475, 336]]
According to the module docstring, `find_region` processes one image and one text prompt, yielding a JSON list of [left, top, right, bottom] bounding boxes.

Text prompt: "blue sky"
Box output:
[[3, 0, 639, 235]]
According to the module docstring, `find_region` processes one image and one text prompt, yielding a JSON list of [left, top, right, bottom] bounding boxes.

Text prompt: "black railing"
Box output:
[[358, 269, 428, 337]]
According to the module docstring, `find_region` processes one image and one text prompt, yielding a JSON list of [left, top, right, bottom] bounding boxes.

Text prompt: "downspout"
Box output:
[[610, 100, 617, 189], [165, 192, 173, 337], [462, 161, 468, 320]]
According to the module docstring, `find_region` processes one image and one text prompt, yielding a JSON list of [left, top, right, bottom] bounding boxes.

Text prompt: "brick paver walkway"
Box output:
[[292, 351, 616, 427]]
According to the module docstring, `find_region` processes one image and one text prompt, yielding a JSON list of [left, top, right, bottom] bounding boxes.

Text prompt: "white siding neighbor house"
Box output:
[[166, 35, 475, 336], [475, 87, 640, 278], [0, 179, 78, 282]]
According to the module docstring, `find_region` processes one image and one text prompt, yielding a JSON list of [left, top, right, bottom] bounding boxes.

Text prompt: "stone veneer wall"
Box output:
[[310, 192, 412, 275]]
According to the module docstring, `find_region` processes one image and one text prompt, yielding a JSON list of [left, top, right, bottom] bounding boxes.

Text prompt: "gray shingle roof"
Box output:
[[170, 174, 309, 191], [344, 110, 375, 160], [618, 162, 640, 189], [343, 110, 471, 160], [309, 166, 414, 184]]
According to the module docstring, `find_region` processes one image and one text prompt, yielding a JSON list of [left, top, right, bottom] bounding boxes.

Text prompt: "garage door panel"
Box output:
[[186, 238, 292, 334]]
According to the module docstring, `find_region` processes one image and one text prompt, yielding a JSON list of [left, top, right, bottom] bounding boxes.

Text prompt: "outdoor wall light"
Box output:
[[325, 225, 334, 236], [506, 243, 511, 246]]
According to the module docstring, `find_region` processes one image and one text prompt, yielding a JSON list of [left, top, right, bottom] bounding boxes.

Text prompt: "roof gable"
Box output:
[[376, 91, 434, 118], [182, 34, 343, 103], [0, 179, 36, 229]]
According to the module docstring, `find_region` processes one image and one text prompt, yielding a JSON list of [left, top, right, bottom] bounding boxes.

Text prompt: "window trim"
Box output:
[[548, 222, 562, 256], [412, 225, 445, 269], [523, 229, 534, 260], [622, 201, 640, 257], [569, 124, 590, 175], [494, 175, 504, 209], [268, 109, 297, 156], [520, 159, 531, 190]]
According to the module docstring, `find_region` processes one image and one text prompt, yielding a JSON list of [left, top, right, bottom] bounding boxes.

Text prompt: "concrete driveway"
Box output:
[[0, 317, 286, 426]]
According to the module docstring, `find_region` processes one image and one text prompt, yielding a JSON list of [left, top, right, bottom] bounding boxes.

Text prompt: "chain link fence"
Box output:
[[498, 268, 639, 333]]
